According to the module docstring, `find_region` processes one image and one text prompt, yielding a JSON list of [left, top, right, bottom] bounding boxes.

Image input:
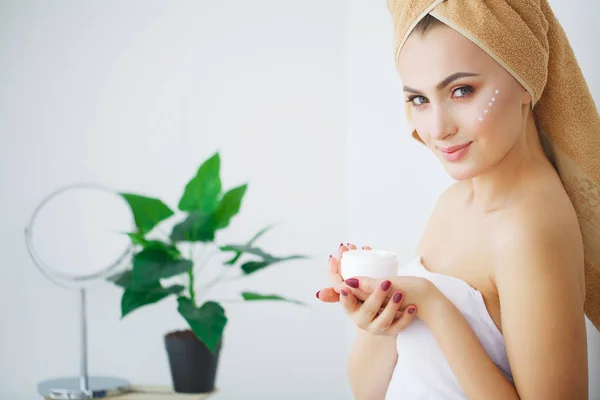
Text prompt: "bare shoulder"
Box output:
[[491, 179, 585, 298], [498, 188, 580, 245]]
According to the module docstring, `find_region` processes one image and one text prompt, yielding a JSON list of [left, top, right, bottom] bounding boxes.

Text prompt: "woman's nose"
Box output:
[[428, 105, 457, 141]]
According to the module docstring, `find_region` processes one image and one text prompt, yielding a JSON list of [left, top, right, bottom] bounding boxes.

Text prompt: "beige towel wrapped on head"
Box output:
[[387, 0, 600, 330]]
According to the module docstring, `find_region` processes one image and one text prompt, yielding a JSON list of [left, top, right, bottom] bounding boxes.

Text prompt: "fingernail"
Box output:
[[346, 242, 350, 247], [329, 254, 332, 261], [339, 242, 344, 248], [393, 292, 403, 303], [316, 291, 320, 299], [408, 307, 416, 315], [345, 278, 359, 288], [361, 246, 366, 249], [340, 289, 348, 297], [380, 280, 391, 291]]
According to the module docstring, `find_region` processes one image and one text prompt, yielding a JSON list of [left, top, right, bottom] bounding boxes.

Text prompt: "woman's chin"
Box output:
[[443, 163, 479, 181]]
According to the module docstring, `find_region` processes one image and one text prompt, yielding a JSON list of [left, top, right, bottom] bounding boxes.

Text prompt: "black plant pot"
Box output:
[[164, 329, 222, 394]]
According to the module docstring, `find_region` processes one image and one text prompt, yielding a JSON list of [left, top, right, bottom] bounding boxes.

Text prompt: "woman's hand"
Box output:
[[316, 242, 409, 332], [340, 276, 419, 335], [316, 242, 365, 303], [341, 274, 442, 333], [343, 274, 438, 316], [316, 242, 444, 334]]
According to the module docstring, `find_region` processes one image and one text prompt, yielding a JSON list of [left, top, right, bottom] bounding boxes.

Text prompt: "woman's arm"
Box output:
[[422, 294, 520, 399], [348, 330, 398, 400], [493, 216, 588, 399], [421, 214, 588, 400]]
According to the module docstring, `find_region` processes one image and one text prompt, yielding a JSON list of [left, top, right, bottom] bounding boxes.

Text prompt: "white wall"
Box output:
[[0, 1, 349, 399], [2, 1, 599, 399], [344, 0, 600, 398]]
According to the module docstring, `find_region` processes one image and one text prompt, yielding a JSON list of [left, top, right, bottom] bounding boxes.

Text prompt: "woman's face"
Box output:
[[397, 23, 531, 181]]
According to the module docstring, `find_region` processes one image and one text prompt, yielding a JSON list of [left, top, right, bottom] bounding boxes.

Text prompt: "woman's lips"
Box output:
[[438, 142, 472, 162]]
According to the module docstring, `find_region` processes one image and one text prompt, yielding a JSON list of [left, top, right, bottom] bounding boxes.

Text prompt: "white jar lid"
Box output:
[[341, 249, 397, 264]]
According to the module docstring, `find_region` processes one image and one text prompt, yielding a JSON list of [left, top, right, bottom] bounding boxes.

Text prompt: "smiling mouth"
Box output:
[[438, 142, 472, 153]]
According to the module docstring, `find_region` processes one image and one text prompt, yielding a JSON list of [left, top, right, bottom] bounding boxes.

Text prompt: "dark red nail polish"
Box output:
[[339, 242, 344, 248], [393, 292, 403, 303], [408, 307, 416, 315], [329, 254, 332, 260], [345, 278, 359, 288], [380, 280, 391, 291], [316, 291, 320, 299], [340, 289, 348, 296]]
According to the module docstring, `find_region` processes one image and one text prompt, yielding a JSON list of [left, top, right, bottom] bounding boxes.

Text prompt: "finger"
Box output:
[[370, 291, 403, 333], [339, 288, 360, 315], [346, 287, 371, 302], [362, 245, 372, 250], [376, 307, 403, 320], [328, 255, 343, 291], [337, 242, 348, 260], [344, 276, 380, 296], [316, 287, 339, 303], [387, 304, 417, 334], [354, 279, 393, 327], [348, 243, 357, 250], [344, 276, 380, 303]]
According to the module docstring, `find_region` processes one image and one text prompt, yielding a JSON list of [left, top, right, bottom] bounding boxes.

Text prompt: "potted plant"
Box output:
[[108, 152, 308, 394]]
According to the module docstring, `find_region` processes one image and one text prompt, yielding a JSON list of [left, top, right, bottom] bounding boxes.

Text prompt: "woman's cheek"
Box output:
[[461, 88, 502, 132], [477, 89, 501, 123]]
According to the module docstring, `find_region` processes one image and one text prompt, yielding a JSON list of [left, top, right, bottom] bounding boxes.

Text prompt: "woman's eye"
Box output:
[[407, 95, 427, 107], [407, 86, 473, 108], [453, 86, 474, 98]]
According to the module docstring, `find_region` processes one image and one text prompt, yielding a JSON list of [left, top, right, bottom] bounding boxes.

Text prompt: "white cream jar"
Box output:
[[340, 249, 399, 280]]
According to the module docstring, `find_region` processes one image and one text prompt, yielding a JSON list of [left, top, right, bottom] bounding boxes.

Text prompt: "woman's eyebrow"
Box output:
[[403, 72, 480, 94]]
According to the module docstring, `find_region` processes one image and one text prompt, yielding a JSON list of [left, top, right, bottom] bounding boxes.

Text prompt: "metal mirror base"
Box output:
[[38, 376, 131, 399]]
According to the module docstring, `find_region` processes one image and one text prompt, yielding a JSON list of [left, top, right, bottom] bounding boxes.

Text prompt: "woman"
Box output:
[[317, 1, 600, 399]]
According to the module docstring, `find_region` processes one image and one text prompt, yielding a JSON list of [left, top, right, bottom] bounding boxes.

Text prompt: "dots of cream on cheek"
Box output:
[[478, 89, 500, 122]]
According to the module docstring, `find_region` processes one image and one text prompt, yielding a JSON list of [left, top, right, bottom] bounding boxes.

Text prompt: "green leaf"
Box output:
[[170, 212, 216, 242], [221, 244, 307, 275], [239, 255, 305, 275], [214, 184, 247, 230], [178, 153, 222, 213], [126, 232, 150, 247], [108, 269, 132, 288], [241, 292, 305, 306], [247, 225, 274, 245], [120, 193, 174, 234], [177, 297, 227, 353], [221, 245, 273, 260], [221, 244, 307, 263], [125, 232, 181, 257], [121, 283, 184, 318], [240, 260, 271, 275], [224, 225, 275, 265], [131, 248, 193, 288]]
